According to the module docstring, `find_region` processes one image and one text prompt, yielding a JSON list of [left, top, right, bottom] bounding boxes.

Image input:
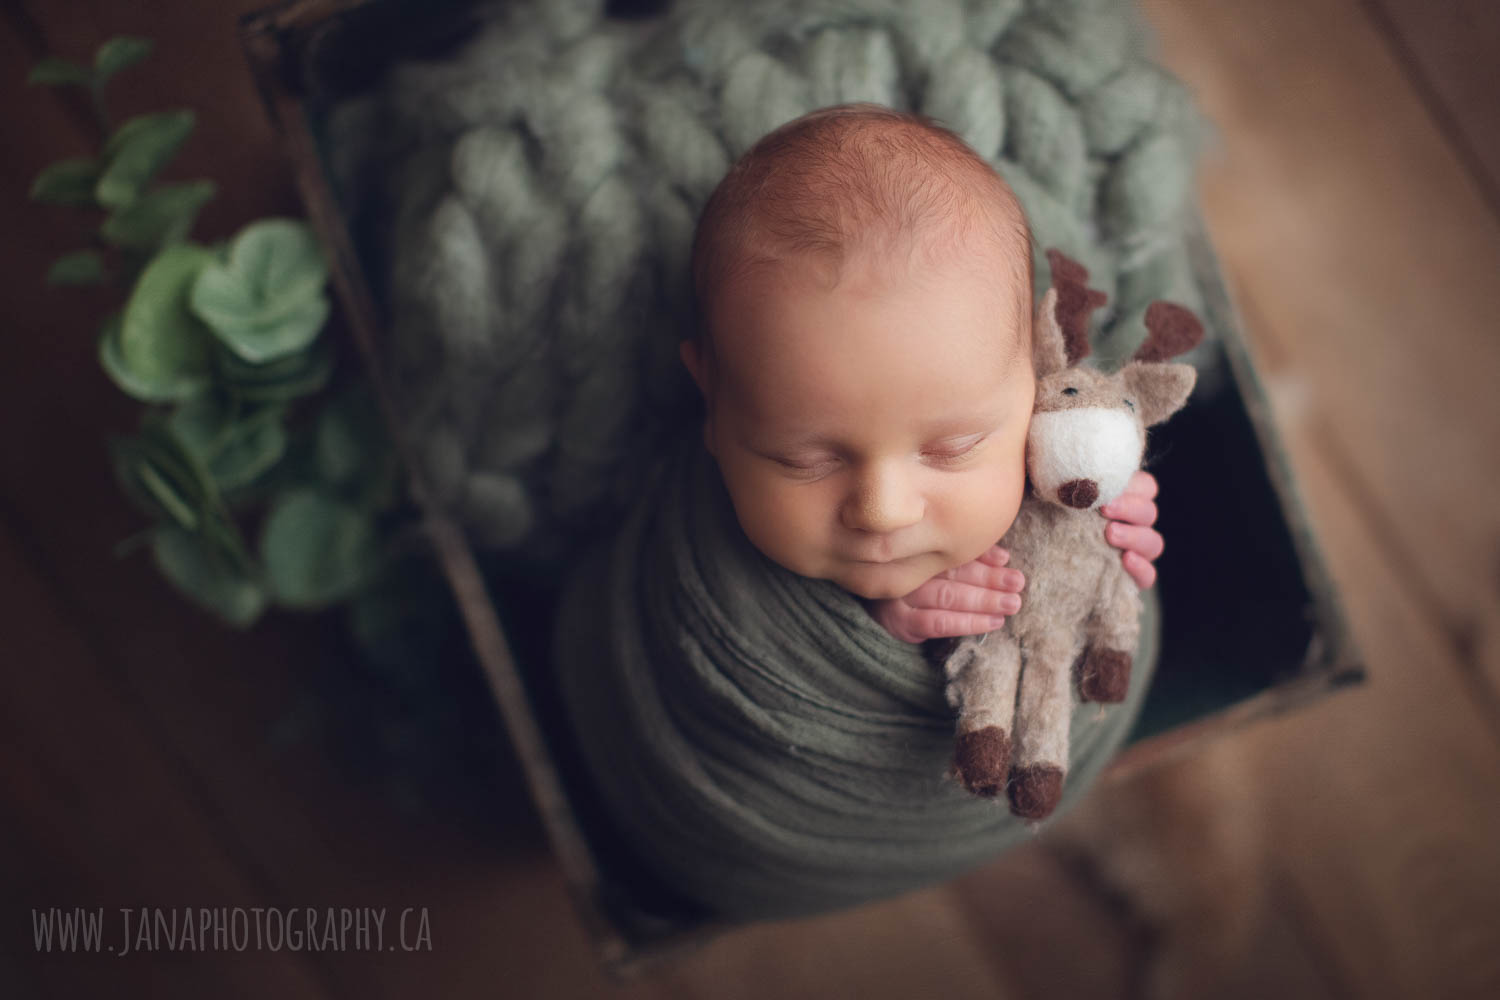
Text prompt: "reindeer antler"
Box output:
[[1134, 301, 1205, 362], [1045, 250, 1108, 366]]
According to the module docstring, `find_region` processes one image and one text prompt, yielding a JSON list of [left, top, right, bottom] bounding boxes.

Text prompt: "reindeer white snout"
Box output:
[[1026, 408, 1143, 510]]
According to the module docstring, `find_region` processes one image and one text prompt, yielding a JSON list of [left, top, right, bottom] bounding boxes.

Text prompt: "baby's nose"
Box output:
[[842, 463, 925, 534]]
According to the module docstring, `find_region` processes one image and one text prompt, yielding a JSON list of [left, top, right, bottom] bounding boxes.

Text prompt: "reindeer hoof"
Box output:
[[953, 726, 1011, 797], [1008, 764, 1065, 819], [1078, 648, 1132, 703]]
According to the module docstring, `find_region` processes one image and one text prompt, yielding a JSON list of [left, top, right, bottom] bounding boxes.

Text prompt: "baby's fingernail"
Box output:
[[1001, 595, 1021, 613]]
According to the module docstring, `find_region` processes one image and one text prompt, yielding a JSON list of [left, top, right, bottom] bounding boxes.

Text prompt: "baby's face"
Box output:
[[685, 249, 1035, 600]]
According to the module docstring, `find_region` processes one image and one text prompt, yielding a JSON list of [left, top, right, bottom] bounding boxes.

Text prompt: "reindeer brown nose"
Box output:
[[1058, 479, 1099, 509]]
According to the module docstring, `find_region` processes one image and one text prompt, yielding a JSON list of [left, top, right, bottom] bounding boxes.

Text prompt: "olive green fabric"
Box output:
[[554, 432, 1159, 920]]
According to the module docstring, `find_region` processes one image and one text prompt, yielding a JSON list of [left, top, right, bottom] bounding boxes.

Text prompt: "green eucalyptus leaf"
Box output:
[[190, 219, 330, 363], [99, 313, 149, 399], [169, 394, 288, 491], [151, 523, 267, 627], [28, 57, 91, 87], [315, 383, 386, 489], [198, 291, 329, 364], [94, 37, 153, 85], [97, 110, 195, 209], [100, 179, 215, 251], [213, 337, 334, 404], [115, 418, 255, 578], [114, 244, 216, 400], [100, 312, 208, 402], [48, 250, 106, 286], [108, 422, 210, 530], [261, 488, 381, 608], [30, 158, 102, 207]]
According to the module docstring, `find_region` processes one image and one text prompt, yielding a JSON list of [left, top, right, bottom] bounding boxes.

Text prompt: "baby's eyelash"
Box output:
[[922, 435, 987, 465], [771, 453, 840, 476]]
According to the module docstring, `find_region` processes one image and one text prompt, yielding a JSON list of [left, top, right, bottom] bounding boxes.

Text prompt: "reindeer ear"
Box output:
[[1134, 301, 1205, 363], [1121, 361, 1197, 427], [1032, 287, 1068, 376]]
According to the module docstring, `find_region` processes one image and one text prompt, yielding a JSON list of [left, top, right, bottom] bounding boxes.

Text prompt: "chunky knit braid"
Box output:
[[326, 0, 1212, 556]]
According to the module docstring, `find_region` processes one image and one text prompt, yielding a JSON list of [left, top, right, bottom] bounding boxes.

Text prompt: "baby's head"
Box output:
[[683, 104, 1037, 600]]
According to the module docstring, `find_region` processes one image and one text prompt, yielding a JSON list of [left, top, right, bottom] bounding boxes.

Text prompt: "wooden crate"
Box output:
[[239, 0, 1364, 977]]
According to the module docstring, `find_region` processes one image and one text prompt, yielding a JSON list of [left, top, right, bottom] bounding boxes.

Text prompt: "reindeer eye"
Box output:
[[1062, 387, 1079, 396], [1124, 399, 1135, 410]]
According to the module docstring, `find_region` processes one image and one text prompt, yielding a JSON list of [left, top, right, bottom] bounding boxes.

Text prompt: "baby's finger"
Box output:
[[1123, 550, 1157, 590], [910, 578, 1022, 616], [908, 609, 1009, 639], [1124, 469, 1159, 500], [974, 545, 1010, 568], [940, 560, 1025, 593], [1104, 522, 1165, 561], [1100, 492, 1158, 527]]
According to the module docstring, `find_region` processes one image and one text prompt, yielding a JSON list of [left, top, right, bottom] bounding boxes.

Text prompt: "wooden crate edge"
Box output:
[[236, 1, 647, 971]]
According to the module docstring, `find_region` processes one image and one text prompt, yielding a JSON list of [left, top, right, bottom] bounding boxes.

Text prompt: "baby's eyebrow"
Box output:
[[917, 409, 1008, 437], [739, 429, 838, 452]]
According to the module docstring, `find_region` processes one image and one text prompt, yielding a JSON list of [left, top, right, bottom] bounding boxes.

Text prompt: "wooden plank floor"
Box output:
[[4, 1, 1498, 997]]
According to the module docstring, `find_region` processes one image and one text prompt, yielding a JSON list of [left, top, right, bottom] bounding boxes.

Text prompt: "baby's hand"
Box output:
[[866, 545, 1024, 644], [1101, 470, 1164, 589]]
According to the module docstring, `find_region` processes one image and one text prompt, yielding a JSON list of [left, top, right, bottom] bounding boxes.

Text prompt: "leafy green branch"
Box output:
[[29, 35, 402, 627]]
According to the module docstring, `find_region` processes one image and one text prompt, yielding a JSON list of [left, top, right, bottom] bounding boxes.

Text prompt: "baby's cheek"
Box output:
[[722, 470, 824, 567], [947, 457, 1027, 553]]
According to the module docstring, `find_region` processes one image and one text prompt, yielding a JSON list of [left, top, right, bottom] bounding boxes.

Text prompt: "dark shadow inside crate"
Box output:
[[473, 343, 1328, 948]]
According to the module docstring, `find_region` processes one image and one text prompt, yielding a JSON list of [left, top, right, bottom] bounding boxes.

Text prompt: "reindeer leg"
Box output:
[[943, 633, 1022, 797], [1077, 564, 1141, 705], [1009, 634, 1083, 820]]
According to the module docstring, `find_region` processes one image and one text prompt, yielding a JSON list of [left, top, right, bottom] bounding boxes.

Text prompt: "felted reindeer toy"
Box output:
[[935, 250, 1204, 820]]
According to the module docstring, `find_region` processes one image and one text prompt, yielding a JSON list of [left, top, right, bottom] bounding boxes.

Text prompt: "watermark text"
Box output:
[[31, 907, 432, 955]]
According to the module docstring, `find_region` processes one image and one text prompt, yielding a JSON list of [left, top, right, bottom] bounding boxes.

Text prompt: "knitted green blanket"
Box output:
[[553, 432, 1159, 920], [332, 0, 1214, 561]]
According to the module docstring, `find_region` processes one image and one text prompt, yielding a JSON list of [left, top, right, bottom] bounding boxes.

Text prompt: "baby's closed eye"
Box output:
[[920, 433, 988, 467], [764, 450, 842, 479]]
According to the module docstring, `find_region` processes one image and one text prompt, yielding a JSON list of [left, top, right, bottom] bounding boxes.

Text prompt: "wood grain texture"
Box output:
[[1125, 2, 1500, 997], [1142, 0, 1500, 712], [0, 520, 333, 999], [3, 7, 631, 998], [950, 842, 1138, 999], [661, 886, 1011, 1000], [1366, 0, 1500, 216], [1250, 398, 1500, 1000]]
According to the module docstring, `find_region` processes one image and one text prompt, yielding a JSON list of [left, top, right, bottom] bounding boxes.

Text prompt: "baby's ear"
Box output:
[[680, 339, 710, 396], [679, 339, 719, 455], [1121, 361, 1197, 427]]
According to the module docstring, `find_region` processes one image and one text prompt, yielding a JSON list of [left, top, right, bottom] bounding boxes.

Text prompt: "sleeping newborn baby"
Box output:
[[682, 104, 1163, 643], [552, 103, 1169, 921]]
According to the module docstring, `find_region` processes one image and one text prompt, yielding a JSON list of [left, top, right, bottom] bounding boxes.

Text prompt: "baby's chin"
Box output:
[[829, 557, 946, 601]]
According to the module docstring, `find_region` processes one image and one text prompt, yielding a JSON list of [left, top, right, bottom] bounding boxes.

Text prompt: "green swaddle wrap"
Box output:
[[554, 432, 1159, 920]]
